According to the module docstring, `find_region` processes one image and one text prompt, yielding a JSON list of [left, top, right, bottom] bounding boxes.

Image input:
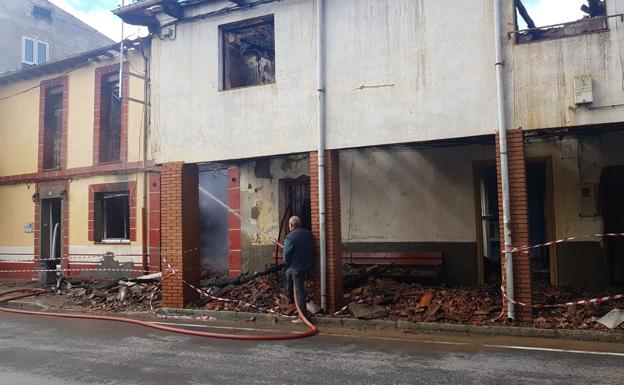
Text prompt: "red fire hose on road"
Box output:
[[0, 287, 317, 341]]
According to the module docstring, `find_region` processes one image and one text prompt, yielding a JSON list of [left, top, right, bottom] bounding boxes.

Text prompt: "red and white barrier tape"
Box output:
[[0, 268, 159, 274], [504, 232, 624, 254], [333, 298, 364, 316], [500, 286, 624, 309]]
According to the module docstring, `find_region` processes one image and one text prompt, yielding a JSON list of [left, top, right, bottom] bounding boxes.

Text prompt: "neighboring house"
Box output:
[[0, 39, 159, 281], [0, 0, 114, 73], [112, 0, 622, 321]]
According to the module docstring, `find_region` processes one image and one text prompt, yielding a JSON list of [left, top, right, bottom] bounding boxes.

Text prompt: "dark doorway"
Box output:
[[601, 166, 624, 285], [527, 162, 551, 284], [199, 170, 229, 274], [476, 165, 501, 284], [279, 176, 312, 238], [41, 198, 62, 260]]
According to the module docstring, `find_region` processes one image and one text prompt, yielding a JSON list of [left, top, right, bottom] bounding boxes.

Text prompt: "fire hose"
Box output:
[[0, 286, 317, 341]]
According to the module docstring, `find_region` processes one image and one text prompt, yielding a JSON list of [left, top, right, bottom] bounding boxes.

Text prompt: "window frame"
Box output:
[[219, 15, 276, 91], [22, 36, 49, 65], [42, 85, 64, 170], [94, 191, 131, 243]]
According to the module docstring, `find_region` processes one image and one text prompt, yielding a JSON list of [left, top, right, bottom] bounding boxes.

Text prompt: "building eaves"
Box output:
[[114, 0, 271, 28], [0, 39, 146, 86]]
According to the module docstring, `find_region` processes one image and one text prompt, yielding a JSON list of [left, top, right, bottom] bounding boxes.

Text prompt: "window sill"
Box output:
[[220, 81, 276, 93], [96, 160, 122, 166], [95, 240, 131, 245]]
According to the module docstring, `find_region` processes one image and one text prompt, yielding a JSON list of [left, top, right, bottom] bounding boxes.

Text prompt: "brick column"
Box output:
[[161, 162, 201, 308], [310, 150, 343, 313], [227, 165, 242, 277], [495, 129, 532, 322]]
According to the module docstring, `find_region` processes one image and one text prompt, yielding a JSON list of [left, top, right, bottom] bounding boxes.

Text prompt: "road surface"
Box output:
[[1, 312, 623, 384]]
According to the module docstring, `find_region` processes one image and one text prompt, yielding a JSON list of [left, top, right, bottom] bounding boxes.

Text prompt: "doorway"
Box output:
[[475, 164, 501, 284], [601, 166, 624, 285], [527, 160, 556, 286], [279, 176, 312, 238], [40, 198, 62, 260]]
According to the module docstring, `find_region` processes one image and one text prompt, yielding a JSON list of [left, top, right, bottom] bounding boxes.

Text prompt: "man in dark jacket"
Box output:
[[282, 216, 314, 318]]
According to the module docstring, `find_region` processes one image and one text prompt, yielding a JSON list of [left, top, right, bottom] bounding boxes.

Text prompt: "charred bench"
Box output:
[[344, 251, 443, 268]]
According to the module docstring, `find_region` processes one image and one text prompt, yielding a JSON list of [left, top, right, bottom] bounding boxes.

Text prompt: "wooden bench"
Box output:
[[344, 251, 443, 267]]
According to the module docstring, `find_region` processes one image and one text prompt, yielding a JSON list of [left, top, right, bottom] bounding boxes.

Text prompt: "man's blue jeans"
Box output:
[[284, 267, 310, 315]]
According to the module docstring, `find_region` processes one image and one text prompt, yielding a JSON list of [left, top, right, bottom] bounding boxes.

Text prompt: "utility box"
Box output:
[[38, 259, 58, 286], [574, 75, 593, 105]]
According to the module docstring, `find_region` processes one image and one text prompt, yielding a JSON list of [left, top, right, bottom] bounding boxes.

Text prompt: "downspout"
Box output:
[[119, 0, 125, 100], [141, 42, 151, 273], [316, 0, 327, 311], [493, 0, 515, 322]]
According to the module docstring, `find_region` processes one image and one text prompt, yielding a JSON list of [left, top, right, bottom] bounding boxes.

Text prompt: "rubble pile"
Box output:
[[344, 277, 501, 325], [200, 271, 314, 315], [532, 283, 624, 331], [59, 278, 160, 312]]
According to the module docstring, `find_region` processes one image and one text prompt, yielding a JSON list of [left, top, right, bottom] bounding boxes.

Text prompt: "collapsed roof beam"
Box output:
[[514, 0, 536, 29]]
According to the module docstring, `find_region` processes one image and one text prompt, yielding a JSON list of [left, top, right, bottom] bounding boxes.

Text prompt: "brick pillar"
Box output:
[[227, 165, 242, 277], [161, 162, 201, 308], [310, 150, 343, 313], [495, 129, 532, 322]]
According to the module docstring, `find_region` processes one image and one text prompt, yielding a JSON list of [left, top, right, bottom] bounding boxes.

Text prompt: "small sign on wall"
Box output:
[[24, 222, 33, 233]]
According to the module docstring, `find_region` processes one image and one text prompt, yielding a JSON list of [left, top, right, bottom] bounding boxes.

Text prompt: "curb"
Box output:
[[4, 300, 623, 343], [157, 307, 624, 343]]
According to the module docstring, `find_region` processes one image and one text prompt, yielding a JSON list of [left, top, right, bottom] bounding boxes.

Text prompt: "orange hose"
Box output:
[[0, 287, 317, 340]]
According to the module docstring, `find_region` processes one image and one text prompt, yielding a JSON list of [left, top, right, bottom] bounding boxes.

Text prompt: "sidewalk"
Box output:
[[4, 296, 624, 344]]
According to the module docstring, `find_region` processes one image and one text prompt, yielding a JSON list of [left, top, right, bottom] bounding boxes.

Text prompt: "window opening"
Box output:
[[221, 16, 275, 90], [514, 0, 607, 43], [43, 86, 63, 170], [95, 192, 130, 241], [99, 73, 121, 163]]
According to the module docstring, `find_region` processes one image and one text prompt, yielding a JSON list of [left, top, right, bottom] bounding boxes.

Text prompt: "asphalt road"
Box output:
[[1, 312, 623, 385]]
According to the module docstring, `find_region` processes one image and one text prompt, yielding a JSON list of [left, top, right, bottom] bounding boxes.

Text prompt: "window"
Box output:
[[94, 192, 130, 242], [99, 73, 121, 162], [221, 16, 275, 90], [32, 5, 52, 20], [43, 86, 63, 170], [22, 37, 48, 65], [514, 0, 607, 43]]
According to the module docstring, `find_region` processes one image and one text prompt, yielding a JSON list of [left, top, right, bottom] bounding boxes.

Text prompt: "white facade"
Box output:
[[149, 0, 499, 163]]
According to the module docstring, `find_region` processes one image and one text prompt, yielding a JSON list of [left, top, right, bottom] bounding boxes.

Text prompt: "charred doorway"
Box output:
[[41, 198, 62, 260], [279, 176, 312, 238], [602, 166, 624, 285]]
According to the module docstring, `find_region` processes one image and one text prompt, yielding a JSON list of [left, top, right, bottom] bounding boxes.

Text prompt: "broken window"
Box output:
[[43, 86, 63, 170], [94, 192, 130, 242], [221, 16, 275, 90], [99, 73, 121, 163], [514, 0, 607, 43]]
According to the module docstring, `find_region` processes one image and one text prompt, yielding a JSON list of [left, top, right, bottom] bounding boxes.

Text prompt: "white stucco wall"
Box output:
[[340, 144, 495, 243], [504, 1, 624, 130], [150, 0, 498, 164]]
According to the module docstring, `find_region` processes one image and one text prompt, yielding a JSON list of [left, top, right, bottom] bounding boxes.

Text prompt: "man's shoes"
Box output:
[[291, 318, 303, 324]]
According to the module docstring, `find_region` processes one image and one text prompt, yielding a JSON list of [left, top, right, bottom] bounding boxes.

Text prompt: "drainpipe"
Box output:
[[316, 0, 327, 311], [493, 0, 515, 322], [119, 1, 125, 100]]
